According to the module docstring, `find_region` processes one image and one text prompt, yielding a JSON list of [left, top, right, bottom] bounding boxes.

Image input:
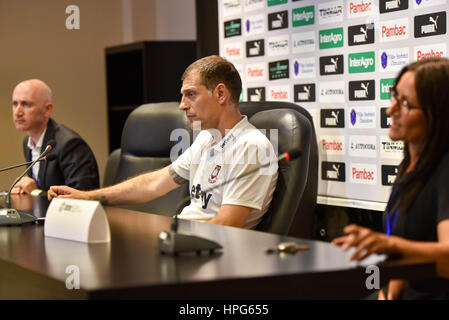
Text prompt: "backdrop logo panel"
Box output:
[[320, 108, 345, 128], [318, 0, 343, 25], [294, 83, 316, 102], [414, 11, 447, 38], [291, 57, 316, 79], [379, 0, 409, 13], [348, 23, 375, 46], [348, 51, 375, 73], [348, 80, 375, 100], [247, 87, 266, 101], [348, 107, 376, 129], [350, 163, 377, 185], [269, 59, 290, 80], [292, 5, 315, 27], [224, 19, 242, 38], [246, 39, 265, 57], [414, 43, 447, 61], [292, 31, 316, 53], [379, 18, 409, 42], [319, 27, 344, 49], [244, 14, 265, 36], [379, 47, 409, 73], [268, 10, 289, 30], [381, 165, 399, 186], [319, 55, 344, 76], [322, 161, 346, 182]]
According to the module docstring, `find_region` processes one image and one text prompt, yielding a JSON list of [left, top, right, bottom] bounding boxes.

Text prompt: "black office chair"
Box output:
[[109, 102, 191, 216], [103, 148, 121, 187], [239, 101, 318, 240]]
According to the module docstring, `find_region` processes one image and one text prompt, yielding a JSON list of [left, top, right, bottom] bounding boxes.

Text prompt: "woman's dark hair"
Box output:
[[393, 57, 449, 213]]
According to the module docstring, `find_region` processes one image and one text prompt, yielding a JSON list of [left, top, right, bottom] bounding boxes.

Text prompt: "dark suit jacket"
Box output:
[[23, 118, 100, 191]]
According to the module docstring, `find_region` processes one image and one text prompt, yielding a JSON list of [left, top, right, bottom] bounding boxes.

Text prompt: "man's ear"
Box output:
[[215, 83, 229, 105], [44, 103, 53, 117]]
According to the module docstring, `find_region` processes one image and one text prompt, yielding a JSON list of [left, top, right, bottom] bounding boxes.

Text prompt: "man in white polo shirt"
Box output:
[[49, 55, 278, 229]]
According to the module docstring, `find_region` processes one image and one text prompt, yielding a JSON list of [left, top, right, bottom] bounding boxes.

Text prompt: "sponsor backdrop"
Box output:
[[218, 0, 448, 210]]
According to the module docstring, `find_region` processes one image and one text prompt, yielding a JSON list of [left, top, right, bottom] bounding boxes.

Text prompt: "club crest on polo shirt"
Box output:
[[208, 165, 222, 184]]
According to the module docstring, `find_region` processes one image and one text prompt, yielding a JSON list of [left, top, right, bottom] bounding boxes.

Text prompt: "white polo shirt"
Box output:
[[171, 116, 278, 229]]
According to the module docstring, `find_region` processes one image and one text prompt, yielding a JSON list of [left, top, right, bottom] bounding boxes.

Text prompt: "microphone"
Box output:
[[158, 148, 302, 255], [0, 140, 56, 226], [0, 153, 57, 173]]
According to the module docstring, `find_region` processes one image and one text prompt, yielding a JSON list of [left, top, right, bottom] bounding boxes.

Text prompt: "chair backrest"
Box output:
[[239, 101, 318, 239], [103, 148, 121, 187], [112, 102, 191, 216]]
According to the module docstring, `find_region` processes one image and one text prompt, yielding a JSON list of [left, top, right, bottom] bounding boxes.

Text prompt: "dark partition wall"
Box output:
[[105, 41, 197, 152], [196, 0, 219, 57]]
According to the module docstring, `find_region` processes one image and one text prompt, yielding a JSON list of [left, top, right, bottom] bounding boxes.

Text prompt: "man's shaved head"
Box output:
[[14, 79, 53, 106], [12, 79, 54, 141]]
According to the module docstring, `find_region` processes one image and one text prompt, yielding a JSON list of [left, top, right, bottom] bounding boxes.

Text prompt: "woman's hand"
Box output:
[[332, 224, 396, 261]]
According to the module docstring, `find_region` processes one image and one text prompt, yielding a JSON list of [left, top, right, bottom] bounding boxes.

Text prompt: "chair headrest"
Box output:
[[249, 108, 311, 156], [121, 102, 191, 157]]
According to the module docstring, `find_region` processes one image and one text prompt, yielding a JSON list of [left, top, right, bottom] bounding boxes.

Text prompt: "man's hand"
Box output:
[[332, 224, 396, 261], [10, 176, 38, 194], [48, 185, 90, 201]]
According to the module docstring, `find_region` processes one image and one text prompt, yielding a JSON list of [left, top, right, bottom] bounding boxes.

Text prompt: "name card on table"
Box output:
[[44, 198, 111, 243]]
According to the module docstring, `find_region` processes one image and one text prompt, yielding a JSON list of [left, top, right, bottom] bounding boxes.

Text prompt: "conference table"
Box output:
[[0, 193, 435, 300]]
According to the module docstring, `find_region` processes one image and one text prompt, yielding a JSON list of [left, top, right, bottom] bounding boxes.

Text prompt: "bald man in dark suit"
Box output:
[[11, 79, 99, 194]]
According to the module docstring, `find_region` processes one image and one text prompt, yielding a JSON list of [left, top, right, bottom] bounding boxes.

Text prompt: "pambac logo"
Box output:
[[380, 78, 396, 100], [224, 19, 242, 38], [380, 0, 408, 13], [294, 83, 316, 102], [321, 108, 345, 128], [382, 165, 399, 186], [320, 135, 345, 155], [246, 63, 266, 82], [269, 60, 289, 80], [269, 86, 290, 101], [322, 161, 346, 182], [247, 87, 266, 102], [319, 55, 344, 76], [268, 10, 288, 31], [380, 18, 409, 42], [347, 0, 374, 18], [246, 39, 265, 58], [415, 43, 447, 61], [349, 80, 375, 100], [380, 107, 392, 128], [224, 42, 243, 60], [348, 52, 375, 73], [292, 5, 315, 27], [350, 163, 377, 185], [348, 23, 375, 46], [414, 11, 447, 38], [319, 27, 344, 49]]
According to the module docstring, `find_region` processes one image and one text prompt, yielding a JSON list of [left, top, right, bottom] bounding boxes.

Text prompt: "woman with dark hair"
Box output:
[[332, 57, 449, 299]]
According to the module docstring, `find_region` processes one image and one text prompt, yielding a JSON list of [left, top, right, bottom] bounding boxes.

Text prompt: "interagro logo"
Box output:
[[319, 27, 344, 49], [348, 51, 375, 73], [292, 5, 315, 27]]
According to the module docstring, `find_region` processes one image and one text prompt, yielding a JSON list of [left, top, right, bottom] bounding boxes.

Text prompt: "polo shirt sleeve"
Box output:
[[221, 141, 278, 210], [171, 130, 211, 180]]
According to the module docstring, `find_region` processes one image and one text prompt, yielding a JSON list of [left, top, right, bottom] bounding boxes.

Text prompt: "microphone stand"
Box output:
[[0, 143, 54, 225], [157, 149, 301, 255]]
